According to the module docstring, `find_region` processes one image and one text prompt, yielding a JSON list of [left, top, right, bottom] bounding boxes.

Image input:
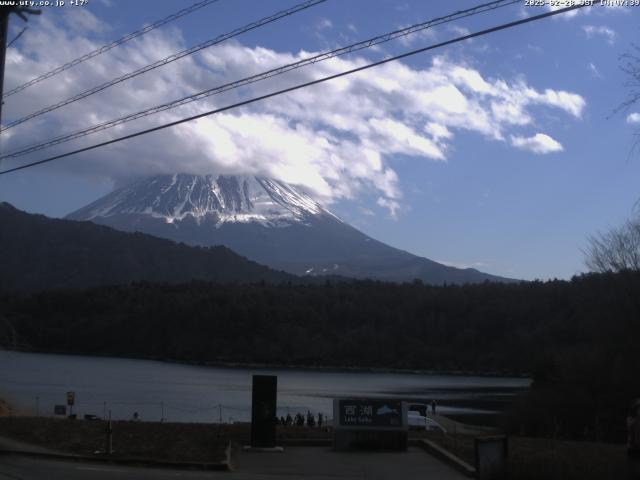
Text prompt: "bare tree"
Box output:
[[613, 44, 640, 154], [616, 44, 640, 113], [585, 217, 640, 272], [587, 47, 640, 273]]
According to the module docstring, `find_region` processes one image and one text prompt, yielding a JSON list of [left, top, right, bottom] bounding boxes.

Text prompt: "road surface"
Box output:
[[0, 447, 468, 479]]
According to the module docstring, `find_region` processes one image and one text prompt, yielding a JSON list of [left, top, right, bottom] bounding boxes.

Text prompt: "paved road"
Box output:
[[0, 454, 216, 480], [237, 446, 468, 479], [0, 435, 70, 456], [0, 447, 468, 479]]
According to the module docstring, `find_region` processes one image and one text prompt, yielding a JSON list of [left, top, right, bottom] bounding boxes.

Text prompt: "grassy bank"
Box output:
[[0, 417, 338, 462], [0, 417, 229, 463]]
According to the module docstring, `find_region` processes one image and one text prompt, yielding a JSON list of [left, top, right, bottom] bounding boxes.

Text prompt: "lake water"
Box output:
[[0, 350, 529, 423]]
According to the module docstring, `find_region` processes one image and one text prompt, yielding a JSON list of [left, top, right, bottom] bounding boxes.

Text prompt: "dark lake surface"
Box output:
[[0, 350, 530, 423]]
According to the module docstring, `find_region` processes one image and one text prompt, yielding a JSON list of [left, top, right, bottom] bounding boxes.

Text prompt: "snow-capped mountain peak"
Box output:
[[66, 172, 516, 285], [68, 174, 337, 227]]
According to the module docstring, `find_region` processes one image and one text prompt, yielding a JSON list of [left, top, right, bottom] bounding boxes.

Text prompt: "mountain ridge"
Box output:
[[67, 174, 518, 285], [0, 201, 297, 291]]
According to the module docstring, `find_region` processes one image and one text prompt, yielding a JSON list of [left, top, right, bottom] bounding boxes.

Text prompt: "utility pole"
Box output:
[[105, 410, 113, 455], [0, 7, 11, 126], [0, 6, 40, 127]]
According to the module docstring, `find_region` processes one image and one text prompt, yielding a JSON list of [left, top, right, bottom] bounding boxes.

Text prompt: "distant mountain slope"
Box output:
[[68, 174, 517, 285], [0, 202, 295, 291]]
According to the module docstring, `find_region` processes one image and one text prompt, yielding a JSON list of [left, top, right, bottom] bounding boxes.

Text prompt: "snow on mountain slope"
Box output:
[[68, 174, 336, 227]]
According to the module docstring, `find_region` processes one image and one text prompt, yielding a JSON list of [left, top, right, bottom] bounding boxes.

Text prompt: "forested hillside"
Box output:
[[0, 202, 294, 290]]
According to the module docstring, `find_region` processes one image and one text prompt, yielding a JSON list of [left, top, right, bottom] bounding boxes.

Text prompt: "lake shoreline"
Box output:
[[0, 349, 529, 425], [0, 346, 531, 379]]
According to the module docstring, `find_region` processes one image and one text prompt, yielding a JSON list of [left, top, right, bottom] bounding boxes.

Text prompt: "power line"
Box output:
[[0, 0, 327, 133], [3, 0, 223, 99], [0, 3, 590, 177], [0, 6, 40, 129], [0, 0, 519, 161], [6, 26, 27, 48]]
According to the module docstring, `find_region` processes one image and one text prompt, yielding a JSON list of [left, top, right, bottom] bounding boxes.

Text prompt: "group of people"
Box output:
[[278, 410, 324, 428]]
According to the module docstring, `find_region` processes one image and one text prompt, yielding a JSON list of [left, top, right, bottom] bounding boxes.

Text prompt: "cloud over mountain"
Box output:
[[2, 8, 584, 214]]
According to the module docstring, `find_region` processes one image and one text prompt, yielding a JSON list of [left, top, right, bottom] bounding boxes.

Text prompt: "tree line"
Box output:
[[1, 271, 639, 442]]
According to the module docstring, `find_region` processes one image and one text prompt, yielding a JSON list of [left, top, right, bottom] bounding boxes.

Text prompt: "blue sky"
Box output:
[[0, 0, 639, 280]]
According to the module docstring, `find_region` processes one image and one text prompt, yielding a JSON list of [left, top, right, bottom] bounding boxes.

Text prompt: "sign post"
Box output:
[[333, 398, 408, 451], [66, 391, 75, 418]]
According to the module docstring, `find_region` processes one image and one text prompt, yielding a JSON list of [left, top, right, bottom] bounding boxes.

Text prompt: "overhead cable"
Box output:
[[0, 0, 519, 161], [0, 0, 327, 132], [3, 0, 224, 98], [0, 3, 590, 177]]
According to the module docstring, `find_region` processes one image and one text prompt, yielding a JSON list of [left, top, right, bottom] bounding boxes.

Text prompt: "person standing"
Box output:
[[307, 410, 315, 427], [431, 399, 437, 415], [628, 399, 640, 479]]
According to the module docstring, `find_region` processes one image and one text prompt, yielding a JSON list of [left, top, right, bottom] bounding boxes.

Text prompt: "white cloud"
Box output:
[[396, 24, 438, 47], [447, 25, 470, 37], [582, 25, 616, 44], [424, 122, 453, 141], [316, 18, 333, 31], [368, 117, 445, 160], [626, 112, 640, 124], [1, 13, 584, 215], [64, 8, 110, 35], [524, 87, 586, 118], [588, 62, 602, 78], [511, 133, 564, 154], [546, 4, 585, 19], [377, 197, 400, 219]]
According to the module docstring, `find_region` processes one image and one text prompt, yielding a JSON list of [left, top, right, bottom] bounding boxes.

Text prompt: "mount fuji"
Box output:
[[67, 174, 514, 284]]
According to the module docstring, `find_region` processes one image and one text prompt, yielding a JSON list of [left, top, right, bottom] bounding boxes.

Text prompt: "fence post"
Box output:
[[454, 422, 458, 455]]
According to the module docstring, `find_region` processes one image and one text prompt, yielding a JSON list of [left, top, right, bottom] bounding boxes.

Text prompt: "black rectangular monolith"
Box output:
[[250, 375, 277, 448]]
